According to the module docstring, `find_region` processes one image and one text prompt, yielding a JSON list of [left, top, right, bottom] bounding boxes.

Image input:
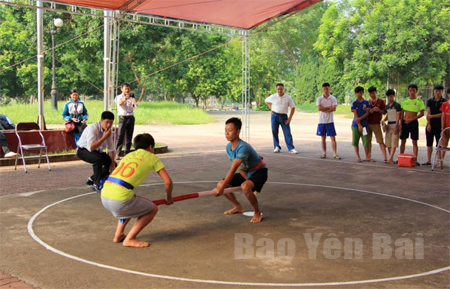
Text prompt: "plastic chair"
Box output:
[[14, 122, 51, 173], [431, 127, 450, 171]]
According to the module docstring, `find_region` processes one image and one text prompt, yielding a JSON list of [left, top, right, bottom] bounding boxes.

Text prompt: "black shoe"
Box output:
[[415, 162, 421, 167], [86, 177, 94, 186], [92, 184, 101, 192]]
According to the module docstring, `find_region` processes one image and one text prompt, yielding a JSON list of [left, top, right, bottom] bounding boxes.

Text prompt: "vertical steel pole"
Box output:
[[50, 31, 58, 110], [241, 32, 250, 141], [36, 1, 45, 129], [104, 10, 111, 111]]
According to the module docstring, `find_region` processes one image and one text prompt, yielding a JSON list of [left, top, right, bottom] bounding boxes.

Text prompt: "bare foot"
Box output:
[[251, 212, 263, 223], [113, 233, 126, 243], [224, 206, 244, 215], [123, 238, 150, 248]]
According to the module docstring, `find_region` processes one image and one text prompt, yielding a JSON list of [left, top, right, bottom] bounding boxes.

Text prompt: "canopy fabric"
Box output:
[[52, 0, 321, 29]]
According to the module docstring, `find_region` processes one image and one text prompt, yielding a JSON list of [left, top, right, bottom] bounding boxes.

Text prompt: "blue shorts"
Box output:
[[317, 123, 337, 137]]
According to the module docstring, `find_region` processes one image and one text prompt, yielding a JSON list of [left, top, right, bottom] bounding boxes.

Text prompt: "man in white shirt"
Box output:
[[316, 83, 340, 159], [77, 111, 116, 191], [264, 83, 298, 154], [116, 83, 138, 159]]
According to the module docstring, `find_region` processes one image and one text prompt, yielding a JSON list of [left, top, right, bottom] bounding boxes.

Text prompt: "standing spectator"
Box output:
[[437, 88, 450, 168], [316, 83, 340, 159], [116, 83, 138, 159], [367, 86, 387, 162], [62, 89, 88, 146], [399, 84, 425, 166], [422, 84, 446, 165], [264, 83, 298, 154], [383, 89, 402, 164], [77, 111, 116, 191], [351, 86, 371, 162], [0, 114, 17, 158]]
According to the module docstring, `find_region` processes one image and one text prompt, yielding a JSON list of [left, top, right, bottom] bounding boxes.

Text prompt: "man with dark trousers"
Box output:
[[115, 82, 138, 159], [77, 111, 116, 191]]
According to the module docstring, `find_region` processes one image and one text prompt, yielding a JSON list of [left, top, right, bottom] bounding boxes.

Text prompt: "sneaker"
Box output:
[[4, 152, 17, 158], [273, 147, 281, 153], [92, 184, 101, 192], [86, 177, 94, 186], [289, 149, 298, 154]]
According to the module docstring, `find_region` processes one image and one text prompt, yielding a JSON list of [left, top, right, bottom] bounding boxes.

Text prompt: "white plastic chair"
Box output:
[[431, 127, 450, 171], [14, 122, 51, 173]]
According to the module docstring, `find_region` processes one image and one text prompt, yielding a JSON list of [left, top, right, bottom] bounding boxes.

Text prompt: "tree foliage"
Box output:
[[1, 0, 449, 108]]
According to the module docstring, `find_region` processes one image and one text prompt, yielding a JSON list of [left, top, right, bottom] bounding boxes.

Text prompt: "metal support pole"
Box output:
[[103, 10, 111, 111], [50, 31, 58, 110], [36, 1, 45, 129], [241, 33, 250, 141]]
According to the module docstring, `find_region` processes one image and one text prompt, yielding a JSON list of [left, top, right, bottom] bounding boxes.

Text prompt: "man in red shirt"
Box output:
[[438, 88, 450, 167], [367, 86, 387, 162]]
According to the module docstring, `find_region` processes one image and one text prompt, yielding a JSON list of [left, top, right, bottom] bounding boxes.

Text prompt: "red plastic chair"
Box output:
[[14, 122, 51, 173]]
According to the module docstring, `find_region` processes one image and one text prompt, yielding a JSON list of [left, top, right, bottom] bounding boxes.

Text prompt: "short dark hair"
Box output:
[[322, 83, 330, 88], [386, 89, 395, 96], [434, 84, 444, 91], [121, 82, 131, 88], [408, 84, 418, 90], [276, 83, 284, 88], [133, 133, 155, 150], [101, 111, 114, 120], [70, 89, 78, 94], [354, 86, 364, 94], [225, 117, 242, 130], [368, 86, 377, 93]]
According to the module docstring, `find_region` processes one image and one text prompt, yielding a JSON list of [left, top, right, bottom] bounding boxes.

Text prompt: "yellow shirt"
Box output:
[[101, 149, 164, 200]]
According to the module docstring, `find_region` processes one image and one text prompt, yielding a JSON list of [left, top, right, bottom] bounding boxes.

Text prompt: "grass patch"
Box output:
[[1, 100, 214, 125]]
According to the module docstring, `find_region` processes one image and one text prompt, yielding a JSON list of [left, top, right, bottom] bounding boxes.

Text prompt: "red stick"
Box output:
[[152, 187, 241, 206]]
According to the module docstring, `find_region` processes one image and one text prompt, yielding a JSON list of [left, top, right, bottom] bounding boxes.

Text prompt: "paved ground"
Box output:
[[0, 111, 449, 289]]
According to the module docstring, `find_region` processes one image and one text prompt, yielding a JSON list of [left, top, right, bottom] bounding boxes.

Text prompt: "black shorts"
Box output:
[[400, 120, 419, 140], [229, 168, 268, 193], [425, 126, 441, 147]]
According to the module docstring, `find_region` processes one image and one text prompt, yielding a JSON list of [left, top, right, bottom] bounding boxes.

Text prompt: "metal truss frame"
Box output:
[[2, 0, 252, 140]]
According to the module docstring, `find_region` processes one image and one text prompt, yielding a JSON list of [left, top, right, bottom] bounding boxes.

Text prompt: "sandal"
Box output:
[[421, 162, 432, 166], [333, 155, 341, 160], [356, 158, 362, 163], [320, 155, 326, 159], [364, 159, 376, 162]]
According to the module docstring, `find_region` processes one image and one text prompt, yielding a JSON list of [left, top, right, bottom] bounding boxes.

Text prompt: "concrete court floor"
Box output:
[[0, 111, 449, 289]]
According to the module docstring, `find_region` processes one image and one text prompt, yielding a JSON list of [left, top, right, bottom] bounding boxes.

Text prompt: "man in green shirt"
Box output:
[[399, 84, 425, 165]]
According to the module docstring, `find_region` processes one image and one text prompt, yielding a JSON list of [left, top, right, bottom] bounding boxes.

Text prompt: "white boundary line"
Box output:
[[27, 181, 450, 287]]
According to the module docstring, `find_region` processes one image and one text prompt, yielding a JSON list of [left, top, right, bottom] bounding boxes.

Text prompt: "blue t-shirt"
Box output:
[[351, 99, 370, 127], [226, 140, 265, 177]]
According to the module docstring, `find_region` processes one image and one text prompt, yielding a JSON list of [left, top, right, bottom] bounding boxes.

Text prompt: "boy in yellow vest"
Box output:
[[101, 133, 173, 248]]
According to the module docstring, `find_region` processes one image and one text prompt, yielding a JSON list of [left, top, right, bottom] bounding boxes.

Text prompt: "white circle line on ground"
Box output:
[[27, 181, 450, 287]]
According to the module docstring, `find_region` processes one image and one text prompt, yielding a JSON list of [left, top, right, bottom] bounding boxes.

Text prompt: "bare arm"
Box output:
[[317, 105, 336, 113], [442, 112, 446, 132], [157, 168, 173, 204], [214, 158, 243, 196], [286, 108, 295, 124], [108, 151, 116, 173], [90, 127, 112, 151]]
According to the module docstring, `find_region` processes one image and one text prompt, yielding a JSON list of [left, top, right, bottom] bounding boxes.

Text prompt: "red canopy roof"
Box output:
[[52, 0, 321, 29]]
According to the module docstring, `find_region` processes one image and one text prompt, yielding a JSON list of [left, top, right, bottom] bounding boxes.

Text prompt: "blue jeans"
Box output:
[[271, 113, 295, 151]]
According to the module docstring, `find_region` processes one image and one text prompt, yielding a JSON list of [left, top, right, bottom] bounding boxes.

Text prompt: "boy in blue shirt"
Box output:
[[214, 117, 268, 223], [351, 86, 371, 162]]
